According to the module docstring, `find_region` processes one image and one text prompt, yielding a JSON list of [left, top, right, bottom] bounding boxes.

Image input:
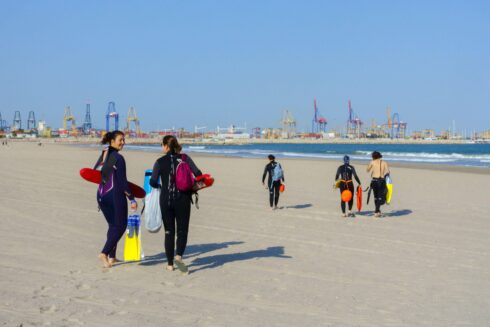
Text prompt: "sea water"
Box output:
[[123, 143, 490, 168]]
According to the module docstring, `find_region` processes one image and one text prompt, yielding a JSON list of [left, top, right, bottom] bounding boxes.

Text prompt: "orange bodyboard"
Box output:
[[356, 185, 362, 212]]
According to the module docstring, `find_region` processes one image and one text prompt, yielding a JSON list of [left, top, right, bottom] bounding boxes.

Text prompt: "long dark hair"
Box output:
[[101, 130, 125, 145], [162, 135, 182, 154]]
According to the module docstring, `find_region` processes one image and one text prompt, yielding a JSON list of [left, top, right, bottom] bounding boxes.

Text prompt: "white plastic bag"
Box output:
[[144, 187, 162, 233]]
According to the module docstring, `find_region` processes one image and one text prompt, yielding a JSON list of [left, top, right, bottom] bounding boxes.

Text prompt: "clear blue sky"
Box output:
[[1, 0, 489, 133]]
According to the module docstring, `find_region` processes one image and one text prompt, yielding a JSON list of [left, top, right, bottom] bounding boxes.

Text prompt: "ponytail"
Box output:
[[101, 130, 124, 145], [162, 135, 182, 154]]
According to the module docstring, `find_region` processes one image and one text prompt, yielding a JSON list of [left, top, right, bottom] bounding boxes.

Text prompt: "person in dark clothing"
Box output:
[[262, 154, 285, 210], [95, 131, 137, 268], [335, 155, 361, 217], [150, 135, 202, 273]]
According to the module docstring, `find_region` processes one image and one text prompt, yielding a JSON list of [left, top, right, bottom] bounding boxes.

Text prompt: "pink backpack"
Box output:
[[175, 154, 195, 192]]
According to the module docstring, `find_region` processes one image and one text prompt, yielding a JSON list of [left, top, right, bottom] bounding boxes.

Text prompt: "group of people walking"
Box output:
[[262, 152, 390, 218], [94, 130, 390, 271]]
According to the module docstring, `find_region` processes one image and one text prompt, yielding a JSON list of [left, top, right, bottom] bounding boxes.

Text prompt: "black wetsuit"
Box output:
[[149, 152, 201, 266], [262, 161, 285, 208], [335, 164, 361, 213], [94, 147, 135, 258]]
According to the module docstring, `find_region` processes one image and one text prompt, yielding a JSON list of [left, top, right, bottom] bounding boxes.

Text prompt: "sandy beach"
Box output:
[[1, 142, 489, 326]]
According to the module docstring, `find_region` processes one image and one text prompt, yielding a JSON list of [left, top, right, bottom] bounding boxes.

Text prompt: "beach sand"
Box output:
[[1, 142, 489, 326]]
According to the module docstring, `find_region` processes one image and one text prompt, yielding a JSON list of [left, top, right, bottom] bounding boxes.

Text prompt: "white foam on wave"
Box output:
[[356, 150, 490, 160]]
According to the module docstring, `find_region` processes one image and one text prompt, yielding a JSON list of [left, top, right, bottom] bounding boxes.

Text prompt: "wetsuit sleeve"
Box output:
[[335, 166, 341, 180], [186, 155, 202, 177], [118, 155, 135, 201], [149, 160, 161, 189], [262, 164, 268, 183], [352, 166, 361, 185]]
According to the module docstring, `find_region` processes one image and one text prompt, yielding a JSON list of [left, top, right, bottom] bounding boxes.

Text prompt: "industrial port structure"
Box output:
[[1, 98, 486, 141]]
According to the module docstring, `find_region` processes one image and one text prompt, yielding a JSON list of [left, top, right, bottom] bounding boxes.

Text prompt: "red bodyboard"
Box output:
[[80, 168, 146, 198], [193, 174, 214, 191], [356, 185, 362, 212]]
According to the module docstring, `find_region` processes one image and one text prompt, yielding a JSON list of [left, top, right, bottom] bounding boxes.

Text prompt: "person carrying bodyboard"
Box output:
[[334, 155, 362, 217]]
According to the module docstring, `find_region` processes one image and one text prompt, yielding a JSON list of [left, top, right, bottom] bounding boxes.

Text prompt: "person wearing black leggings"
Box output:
[[367, 151, 390, 217], [262, 154, 285, 210], [95, 131, 137, 268], [150, 135, 202, 273], [335, 155, 361, 217]]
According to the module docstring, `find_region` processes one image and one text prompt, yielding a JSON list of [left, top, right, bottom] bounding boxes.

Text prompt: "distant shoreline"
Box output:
[[7, 136, 487, 146], [9, 138, 487, 174]]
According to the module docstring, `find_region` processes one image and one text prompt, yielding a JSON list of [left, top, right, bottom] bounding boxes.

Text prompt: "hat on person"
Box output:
[[343, 155, 350, 164]]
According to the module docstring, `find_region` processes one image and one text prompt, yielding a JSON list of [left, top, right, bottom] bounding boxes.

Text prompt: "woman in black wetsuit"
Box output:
[[335, 155, 361, 217], [150, 136, 202, 273], [94, 131, 137, 268]]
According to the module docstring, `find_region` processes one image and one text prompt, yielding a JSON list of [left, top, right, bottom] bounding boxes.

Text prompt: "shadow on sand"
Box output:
[[188, 246, 291, 273], [385, 209, 413, 217], [137, 241, 244, 266], [284, 203, 313, 209], [356, 209, 413, 218]]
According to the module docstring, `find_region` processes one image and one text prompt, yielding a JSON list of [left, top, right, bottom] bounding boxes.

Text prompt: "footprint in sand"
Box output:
[[69, 270, 82, 275], [75, 283, 91, 290], [33, 286, 52, 299], [161, 281, 175, 287], [112, 298, 127, 305], [40, 304, 58, 314]]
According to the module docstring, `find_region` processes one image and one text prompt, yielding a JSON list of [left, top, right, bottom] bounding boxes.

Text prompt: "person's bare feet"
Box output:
[[166, 265, 174, 272], [98, 253, 112, 268], [108, 257, 121, 265], [174, 256, 189, 275]]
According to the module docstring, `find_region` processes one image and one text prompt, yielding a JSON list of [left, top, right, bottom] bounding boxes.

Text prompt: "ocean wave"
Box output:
[[355, 151, 490, 160]]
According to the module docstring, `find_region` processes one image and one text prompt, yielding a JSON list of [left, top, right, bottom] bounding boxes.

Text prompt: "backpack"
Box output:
[[175, 154, 195, 192], [272, 163, 283, 182]]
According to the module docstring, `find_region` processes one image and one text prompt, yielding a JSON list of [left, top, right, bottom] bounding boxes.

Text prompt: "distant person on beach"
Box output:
[[262, 154, 285, 210], [335, 155, 361, 217], [94, 131, 137, 268], [367, 151, 390, 217], [150, 135, 202, 274]]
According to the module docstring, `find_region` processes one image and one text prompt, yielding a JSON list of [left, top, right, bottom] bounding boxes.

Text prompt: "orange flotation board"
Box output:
[[356, 185, 362, 212]]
